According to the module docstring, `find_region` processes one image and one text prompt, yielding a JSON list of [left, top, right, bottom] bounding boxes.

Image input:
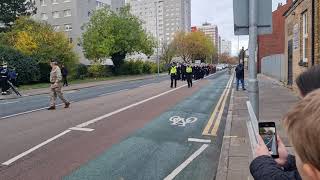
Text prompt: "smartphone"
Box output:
[[258, 122, 279, 158]]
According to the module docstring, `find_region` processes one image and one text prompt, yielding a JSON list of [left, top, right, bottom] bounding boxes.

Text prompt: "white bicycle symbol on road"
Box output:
[[169, 116, 198, 127]]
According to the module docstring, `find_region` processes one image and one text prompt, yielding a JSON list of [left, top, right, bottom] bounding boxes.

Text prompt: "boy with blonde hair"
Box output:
[[250, 89, 320, 180], [283, 89, 320, 180]]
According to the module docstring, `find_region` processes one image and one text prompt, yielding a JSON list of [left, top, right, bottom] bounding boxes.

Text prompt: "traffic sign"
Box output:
[[233, 0, 272, 35]]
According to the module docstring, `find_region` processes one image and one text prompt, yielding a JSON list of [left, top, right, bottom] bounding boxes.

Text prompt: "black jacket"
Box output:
[[250, 155, 302, 180], [235, 64, 244, 79], [61, 67, 68, 77]]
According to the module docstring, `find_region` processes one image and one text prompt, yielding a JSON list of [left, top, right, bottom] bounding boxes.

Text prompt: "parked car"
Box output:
[[216, 64, 224, 71]]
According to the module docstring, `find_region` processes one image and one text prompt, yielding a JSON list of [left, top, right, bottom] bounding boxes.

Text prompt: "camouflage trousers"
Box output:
[[50, 83, 69, 107]]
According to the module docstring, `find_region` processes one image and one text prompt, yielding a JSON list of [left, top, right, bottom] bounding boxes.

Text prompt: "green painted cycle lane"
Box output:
[[64, 74, 231, 180]]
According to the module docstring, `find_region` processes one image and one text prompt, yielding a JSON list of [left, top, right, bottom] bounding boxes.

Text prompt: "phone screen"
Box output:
[[259, 124, 279, 158]]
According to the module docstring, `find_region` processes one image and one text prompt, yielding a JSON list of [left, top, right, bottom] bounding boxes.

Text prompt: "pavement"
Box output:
[[216, 73, 300, 180], [0, 70, 234, 180]]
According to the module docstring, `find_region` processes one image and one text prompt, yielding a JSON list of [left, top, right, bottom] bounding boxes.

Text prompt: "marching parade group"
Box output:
[[169, 63, 216, 88]]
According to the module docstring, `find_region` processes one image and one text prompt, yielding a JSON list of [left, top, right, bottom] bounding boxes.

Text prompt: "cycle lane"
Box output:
[[64, 74, 232, 180]]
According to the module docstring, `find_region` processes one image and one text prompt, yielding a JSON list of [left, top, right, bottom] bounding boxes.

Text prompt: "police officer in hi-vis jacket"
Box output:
[[186, 64, 193, 88], [169, 63, 178, 88]]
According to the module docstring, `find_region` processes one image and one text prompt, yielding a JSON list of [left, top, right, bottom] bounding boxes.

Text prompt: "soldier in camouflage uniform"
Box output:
[[48, 60, 70, 110]]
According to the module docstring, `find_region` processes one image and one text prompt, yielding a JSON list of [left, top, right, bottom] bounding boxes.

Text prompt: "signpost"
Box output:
[[233, 0, 272, 35], [233, 0, 272, 120]]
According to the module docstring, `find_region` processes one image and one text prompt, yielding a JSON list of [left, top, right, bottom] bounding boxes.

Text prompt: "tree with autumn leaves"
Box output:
[[170, 31, 216, 63], [219, 53, 238, 65], [0, 17, 78, 84], [1, 17, 78, 65]]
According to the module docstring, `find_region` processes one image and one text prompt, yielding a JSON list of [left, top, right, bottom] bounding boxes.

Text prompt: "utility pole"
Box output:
[[248, 0, 259, 119], [238, 36, 240, 53]]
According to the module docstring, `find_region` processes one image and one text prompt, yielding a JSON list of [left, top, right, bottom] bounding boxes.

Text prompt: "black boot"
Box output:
[[65, 102, 70, 108], [48, 106, 56, 110]]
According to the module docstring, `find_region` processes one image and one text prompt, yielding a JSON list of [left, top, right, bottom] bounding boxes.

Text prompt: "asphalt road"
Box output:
[[0, 75, 168, 119], [0, 71, 232, 180]]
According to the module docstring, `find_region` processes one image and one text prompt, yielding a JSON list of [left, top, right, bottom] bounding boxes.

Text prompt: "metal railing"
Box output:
[[246, 101, 259, 155]]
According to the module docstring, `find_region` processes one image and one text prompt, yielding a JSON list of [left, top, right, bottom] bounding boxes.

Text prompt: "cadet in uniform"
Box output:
[[48, 60, 70, 110], [181, 64, 187, 81], [186, 64, 193, 88], [169, 63, 178, 88], [0, 64, 9, 95]]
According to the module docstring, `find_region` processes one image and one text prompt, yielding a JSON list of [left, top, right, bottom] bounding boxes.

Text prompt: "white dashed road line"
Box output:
[[164, 144, 209, 180], [188, 138, 211, 143], [1, 73, 219, 166]]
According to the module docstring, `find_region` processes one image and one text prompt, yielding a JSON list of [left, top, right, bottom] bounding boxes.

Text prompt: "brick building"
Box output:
[[257, 0, 292, 73], [284, 0, 319, 90], [191, 26, 197, 32]]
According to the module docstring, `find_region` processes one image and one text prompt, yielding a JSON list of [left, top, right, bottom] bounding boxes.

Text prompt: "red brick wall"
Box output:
[[257, 0, 293, 73]]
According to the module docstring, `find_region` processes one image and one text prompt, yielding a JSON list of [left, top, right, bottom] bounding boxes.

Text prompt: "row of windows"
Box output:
[[41, 9, 71, 20], [53, 24, 72, 32], [40, 0, 71, 6]]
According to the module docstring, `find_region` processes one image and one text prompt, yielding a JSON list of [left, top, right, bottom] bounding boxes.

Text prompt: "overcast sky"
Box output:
[[191, 0, 287, 55]]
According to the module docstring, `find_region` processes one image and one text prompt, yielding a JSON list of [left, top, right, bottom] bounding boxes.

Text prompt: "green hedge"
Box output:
[[38, 63, 51, 83], [74, 64, 88, 79], [0, 45, 40, 85], [88, 64, 111, 78], [118, 60, 161, 75]]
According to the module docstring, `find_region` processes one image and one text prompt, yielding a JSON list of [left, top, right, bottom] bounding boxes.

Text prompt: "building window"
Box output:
[[52, 11, 60, 19], [53, 25, 60, 31], [65, 24, 72, 31], [69, 38, 73, 43], [40, 0, 46, 6], [52, 0, 58, 4], [41, 13, 48, 20], [302, 11, 308, 62], [96, 1, 105, 8], [64, 9, 71, 17]]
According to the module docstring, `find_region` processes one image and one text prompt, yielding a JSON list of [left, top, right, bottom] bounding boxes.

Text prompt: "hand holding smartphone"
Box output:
[[258, 122, 279, 158]]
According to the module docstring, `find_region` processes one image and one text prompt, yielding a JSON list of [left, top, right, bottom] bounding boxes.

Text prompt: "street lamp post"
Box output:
[[155, 1, 163, 77], [248, 0, 259, 119]]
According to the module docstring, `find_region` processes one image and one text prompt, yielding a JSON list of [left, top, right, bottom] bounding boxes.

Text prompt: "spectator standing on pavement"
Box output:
[[186, 64, 193, 88], [48, 60, 70, 110], [169, 63, 177, 88], [235, 63, 246, 91], [61, 64, 69, 87]]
